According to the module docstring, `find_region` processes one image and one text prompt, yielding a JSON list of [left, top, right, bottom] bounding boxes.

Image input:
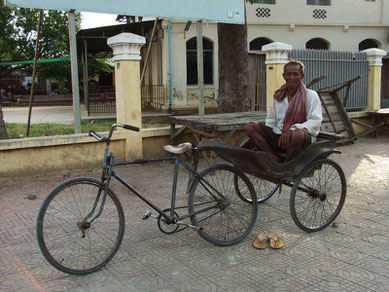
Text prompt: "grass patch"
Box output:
[[6, 119, 116, 139], [5, 119, 170, 139]]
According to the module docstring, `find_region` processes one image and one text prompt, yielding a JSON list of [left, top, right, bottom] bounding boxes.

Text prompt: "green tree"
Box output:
[[0, 2, 80, 80]]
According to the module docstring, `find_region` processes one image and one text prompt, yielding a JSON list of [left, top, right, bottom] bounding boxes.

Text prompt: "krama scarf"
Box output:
[[273, 83, 307, 133]]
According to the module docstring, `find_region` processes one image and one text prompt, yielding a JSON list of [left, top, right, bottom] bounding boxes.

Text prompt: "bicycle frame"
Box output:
[[86, 124, 226, 227]]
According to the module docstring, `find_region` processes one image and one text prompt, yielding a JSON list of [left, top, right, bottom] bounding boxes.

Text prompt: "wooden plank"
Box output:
[[318, 89, 357, 144]]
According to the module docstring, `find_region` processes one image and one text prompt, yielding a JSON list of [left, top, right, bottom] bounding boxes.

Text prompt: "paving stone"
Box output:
[[0, 137, 388, 291]]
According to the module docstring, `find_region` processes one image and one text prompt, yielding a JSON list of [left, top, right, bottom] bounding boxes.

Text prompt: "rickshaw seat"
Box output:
[[198, 138, 338, 181]]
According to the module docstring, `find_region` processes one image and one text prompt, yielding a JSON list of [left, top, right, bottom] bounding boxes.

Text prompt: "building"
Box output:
[[77, 0, 389, 113], [246, 0, 389, 51]]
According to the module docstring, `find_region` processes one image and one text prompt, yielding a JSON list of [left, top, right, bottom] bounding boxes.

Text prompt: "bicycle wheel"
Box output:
[[36, 177, 125, 275], [290, 159, 346, 232], [188, 164, 258, 246], [234, 174, 278, 203]]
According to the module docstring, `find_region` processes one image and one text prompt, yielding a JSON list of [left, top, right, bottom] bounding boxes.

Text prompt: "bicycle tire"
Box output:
[[36, 177, 125, 275], [234, 174, 279, 203], [290, 159, 346, 232], [188, 164, 258, 246]]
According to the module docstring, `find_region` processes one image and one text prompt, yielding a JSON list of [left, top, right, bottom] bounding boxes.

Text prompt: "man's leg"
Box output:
[[245, 122, 280, 162], [286, 129, 309, 161]]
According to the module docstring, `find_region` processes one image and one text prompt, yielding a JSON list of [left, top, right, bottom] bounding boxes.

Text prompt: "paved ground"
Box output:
[[1, 136, 389, 291]]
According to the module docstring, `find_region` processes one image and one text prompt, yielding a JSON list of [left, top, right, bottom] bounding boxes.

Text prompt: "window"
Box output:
[[306, 38, 329, 50], [251, 0, 275, 4], [249, 37, 273, 50], [307, 0, 330, 5], [359, 39, 379, 51], [186, 37, 213, 85]]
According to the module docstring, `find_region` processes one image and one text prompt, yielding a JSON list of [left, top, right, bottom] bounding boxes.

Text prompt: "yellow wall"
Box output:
[[1, 115, 387, 180], [0, 129, 166, 180]]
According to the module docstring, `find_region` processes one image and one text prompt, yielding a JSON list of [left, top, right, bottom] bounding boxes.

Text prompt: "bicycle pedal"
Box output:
[[141, 211, 152, 220]]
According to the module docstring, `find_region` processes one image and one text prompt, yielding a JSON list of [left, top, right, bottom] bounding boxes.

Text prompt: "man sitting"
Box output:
[[245, 60, 322, 162]]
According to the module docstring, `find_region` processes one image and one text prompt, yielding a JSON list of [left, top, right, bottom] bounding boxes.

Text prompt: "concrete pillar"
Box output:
[[262, 42, 293, 110], [363, 48, 387, 111], [108, 33, 146, 159]]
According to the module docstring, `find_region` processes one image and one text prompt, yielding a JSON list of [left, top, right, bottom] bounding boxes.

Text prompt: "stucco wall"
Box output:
[[247, 24, 389, 51], [246, 0, 388, 26], [0, 114, 386, 179], [0, 133, 126, 178], [161, 21, 219, 110], [246, 0, 389, 51]]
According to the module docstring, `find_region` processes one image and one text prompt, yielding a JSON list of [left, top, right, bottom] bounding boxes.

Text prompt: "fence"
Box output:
[[87, 85, 166, 114], [141, 85, 166, 111], [87, 85, 116, 115], [248, 53, 266, 111], [290, 49, 369, 110]]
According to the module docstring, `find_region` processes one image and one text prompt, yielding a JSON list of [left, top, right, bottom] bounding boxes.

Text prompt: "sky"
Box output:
[[81, 12, 119, 29]]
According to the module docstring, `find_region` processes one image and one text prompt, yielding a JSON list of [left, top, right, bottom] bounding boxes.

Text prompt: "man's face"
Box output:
[[283, 64, 304, 91]]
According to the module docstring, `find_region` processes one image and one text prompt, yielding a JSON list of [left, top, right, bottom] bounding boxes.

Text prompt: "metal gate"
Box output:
[[248, 53, 266, 111], [290, 49, 369, 110]]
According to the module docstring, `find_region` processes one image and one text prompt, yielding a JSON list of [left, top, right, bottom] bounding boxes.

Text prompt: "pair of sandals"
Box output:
[[253, 233, 284, 249]]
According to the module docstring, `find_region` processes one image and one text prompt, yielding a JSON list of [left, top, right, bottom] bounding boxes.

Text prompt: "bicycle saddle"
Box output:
[[163, 142, 192, 154]]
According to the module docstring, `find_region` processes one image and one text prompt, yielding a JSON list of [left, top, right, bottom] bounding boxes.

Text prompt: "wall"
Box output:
[[247, 24, 389, 51], [161, 20, 219, 110], [0, 129, 170, 180], [246, 0, 389, 51], [1, 114, 386, 180], [246, 0, 388, 26]]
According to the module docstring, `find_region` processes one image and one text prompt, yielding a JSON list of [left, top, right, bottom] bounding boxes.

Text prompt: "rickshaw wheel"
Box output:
[[234, 174, 278, 204], [290, 159, 346, 232]]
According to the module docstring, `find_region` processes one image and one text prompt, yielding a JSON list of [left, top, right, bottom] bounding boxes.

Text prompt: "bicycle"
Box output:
[[36, 123, 258, 275]]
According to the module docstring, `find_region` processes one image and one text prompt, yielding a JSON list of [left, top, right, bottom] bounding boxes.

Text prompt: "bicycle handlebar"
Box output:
[[88, 130, 105, 141], [88, 123, 140, 142]]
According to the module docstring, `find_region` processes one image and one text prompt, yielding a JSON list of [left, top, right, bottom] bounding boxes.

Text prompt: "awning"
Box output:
[[0, 57, 70, 66], [76, 21, 155, 55]]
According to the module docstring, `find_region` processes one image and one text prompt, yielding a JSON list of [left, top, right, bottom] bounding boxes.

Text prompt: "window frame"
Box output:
[[186, 37, 214, 86], [307, 0, 331, 6], [251, 0, 276, 4]]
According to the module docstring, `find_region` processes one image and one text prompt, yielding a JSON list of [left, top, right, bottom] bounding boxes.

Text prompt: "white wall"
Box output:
[[247, 24, 389, 51], [246, 0, 388, 25], [246, 0, 389, 51], [161, 21, 219, 109]]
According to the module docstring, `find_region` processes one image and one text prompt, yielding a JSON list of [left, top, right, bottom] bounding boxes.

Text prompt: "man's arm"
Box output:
[[290, 90, 322, 137]]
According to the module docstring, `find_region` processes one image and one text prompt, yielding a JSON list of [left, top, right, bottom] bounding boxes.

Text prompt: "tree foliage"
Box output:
[[0, 1, 81, 81]]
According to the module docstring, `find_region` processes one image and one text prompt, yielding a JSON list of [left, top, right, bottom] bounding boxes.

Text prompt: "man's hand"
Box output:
[[278, 130, 293, 149]]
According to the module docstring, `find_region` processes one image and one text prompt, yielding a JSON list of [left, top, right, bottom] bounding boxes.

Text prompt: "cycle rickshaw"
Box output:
[[198, 137, 346, 232]]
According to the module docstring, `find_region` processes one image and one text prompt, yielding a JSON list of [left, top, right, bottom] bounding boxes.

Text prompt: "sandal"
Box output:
[[253, 233, 267, 249], [268, 233, 284, 249]]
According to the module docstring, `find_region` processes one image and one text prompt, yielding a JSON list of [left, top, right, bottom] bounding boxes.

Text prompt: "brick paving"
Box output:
[[1, 136, 389, 291]]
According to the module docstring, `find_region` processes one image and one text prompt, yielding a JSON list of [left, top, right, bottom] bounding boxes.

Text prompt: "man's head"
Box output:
[[283, 60, 305, 91]]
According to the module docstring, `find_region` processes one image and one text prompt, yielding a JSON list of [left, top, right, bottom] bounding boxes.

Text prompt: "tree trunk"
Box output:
[[217, 23, 251, 113], [0, 105, 8, 139]]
